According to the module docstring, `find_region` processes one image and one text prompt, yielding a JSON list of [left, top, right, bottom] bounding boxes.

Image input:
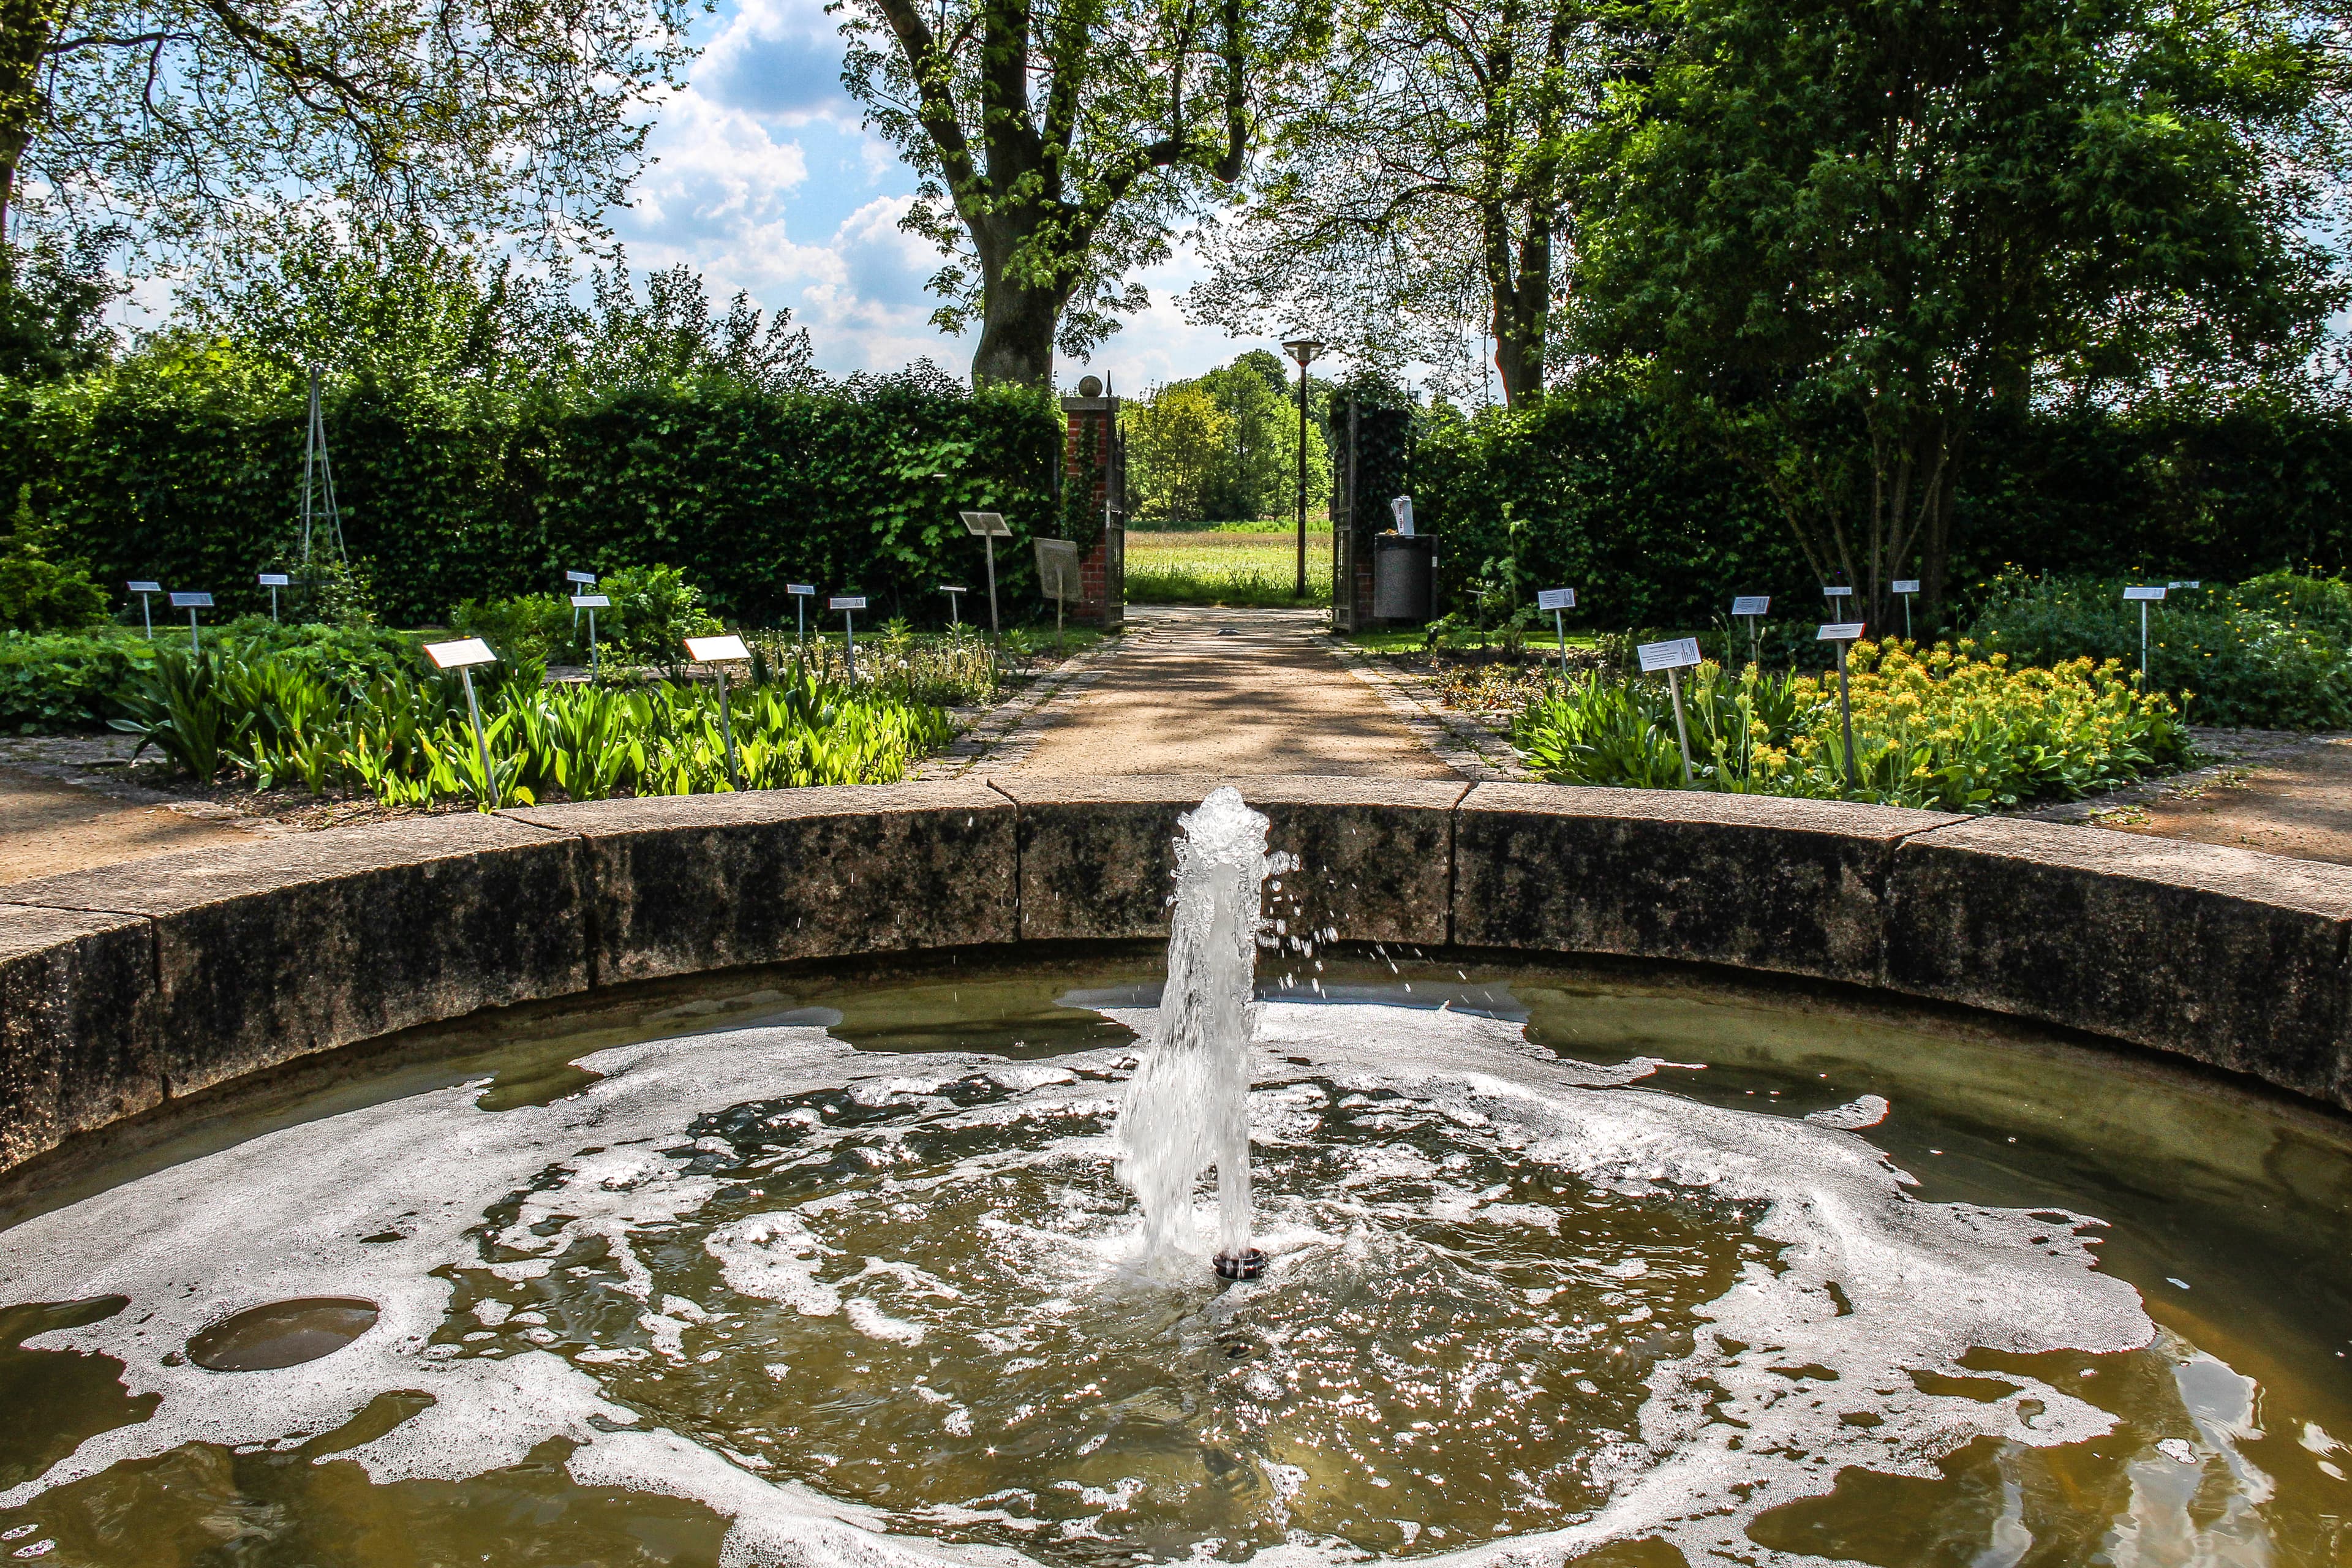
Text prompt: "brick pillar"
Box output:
[[1061, 391, 1125, 628]]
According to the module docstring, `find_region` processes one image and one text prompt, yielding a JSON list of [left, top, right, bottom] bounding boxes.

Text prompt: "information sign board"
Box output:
[[1537, 587, 1576, 611], [424, 638, 497, 668], [1732, 595, 1770, 616], [168, 592, 213, 608], [1637, 636, 1703, 672], [685, 635, 750, 662], [1817, 622, 1866, 641]]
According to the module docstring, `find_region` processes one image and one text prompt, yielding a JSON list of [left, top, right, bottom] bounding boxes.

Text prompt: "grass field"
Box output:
[[1126, 528, 1333, 606]]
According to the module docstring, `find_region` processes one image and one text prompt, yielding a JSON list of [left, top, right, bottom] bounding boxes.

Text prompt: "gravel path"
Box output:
[[1005, 606, 1458, 778]]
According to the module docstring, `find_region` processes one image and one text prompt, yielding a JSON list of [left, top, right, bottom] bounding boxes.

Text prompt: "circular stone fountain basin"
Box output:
[[3, 952, 2350, 1567]]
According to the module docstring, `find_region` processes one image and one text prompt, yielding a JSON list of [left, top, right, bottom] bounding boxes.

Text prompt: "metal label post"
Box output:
[[1035, 538, 1081, 649], [787, 584, 814, 644], [571, 594, 610, 679], [960, 513, 1012, 639], [941, 585, 966, 627], [1817, 622, 1866, 785], [1538, 587, 1576, 681], [565, 570, 596, 633], [424, 637, 501, 810], [129, 581, 159, 638], [831, 597, 867, 681], [1891, 579, 1919, 641], [168, 592, 213, 652], [2124, 586, 2166, 688], [686, 635, 753, 790], [1636, 636, 1704, 785], [1732, 595, 1770, 666], [260, 572, 288, 621]]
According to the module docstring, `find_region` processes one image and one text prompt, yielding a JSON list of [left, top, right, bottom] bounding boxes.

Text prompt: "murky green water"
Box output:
[[4, 948, 2351, 1567]]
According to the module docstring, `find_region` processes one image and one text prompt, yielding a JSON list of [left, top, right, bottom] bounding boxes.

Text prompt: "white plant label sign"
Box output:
[[571, 594, 610, 608], [2123, 586, 2166, 601], [1637, 636, 1703, 673], [425, 638, 497, 669], [566, 570, 597, 584], [1817, 622, 1866, 641], [1537, 587, 1576, 611], [168, 592, 213, 608], [1891, 579, 1920, 595], [960, 511, 1012, 538], [685, 635, 750, 662], [1822, 586, 1854, 598], [127, 580, 161, 593], [258, 573, 290, 587], [1732, 595, 1770, 616], [787, 584, 815, 596], [831, 597, 867, 611]]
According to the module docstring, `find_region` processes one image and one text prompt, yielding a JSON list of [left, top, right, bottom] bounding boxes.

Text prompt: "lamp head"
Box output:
[[1281, 337, 1325, 367]]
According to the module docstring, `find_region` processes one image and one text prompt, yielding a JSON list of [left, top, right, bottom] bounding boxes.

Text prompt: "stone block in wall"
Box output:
[[507, 781, 1015, 983], [1454, 785, 1962, 984], [0, 905, 162, 1171], [0, 817, 590, 1099], [994, 776, 1468, 947], [1887, 819, 2352, 1102]]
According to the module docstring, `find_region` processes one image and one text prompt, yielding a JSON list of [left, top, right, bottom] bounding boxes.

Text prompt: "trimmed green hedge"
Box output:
[[0, 363, 1063, 628], [1411, 395, 2352, 637]]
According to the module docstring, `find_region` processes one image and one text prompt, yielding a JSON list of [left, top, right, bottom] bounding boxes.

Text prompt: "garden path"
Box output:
[[2103, 736, 2352, 865], [0, 762, 253, 888], [1004, 606, 1458, 778]]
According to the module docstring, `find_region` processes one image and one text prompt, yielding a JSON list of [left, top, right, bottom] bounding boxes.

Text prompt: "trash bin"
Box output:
[[1373, 535, 1434, 622]]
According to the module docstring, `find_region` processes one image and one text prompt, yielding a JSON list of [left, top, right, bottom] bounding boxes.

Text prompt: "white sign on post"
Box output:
[[1637, 636, 1703, 672], [1391, 496, 1416, 538], [570, 594, 610, 609], [2123, 586, 2166, 601], [258, 573, 290, 587], [1536, 587, 1576, 611], [1891, 579, 1920, 595], [566, 570, 597, 584], [959, 511, 1012, 538], [128, 579, 161, 594], [168, 592, 213, 608], [830, 596, 867, 611], [1822, 586, 1854, 598], [424, 638, 497, 669], [786, 584, 815, 596], [685, 635, 750, 662], [2168, 580, 2202, 590], [1817, 622, 1866, 641], [1732, 595, 1770, 617]]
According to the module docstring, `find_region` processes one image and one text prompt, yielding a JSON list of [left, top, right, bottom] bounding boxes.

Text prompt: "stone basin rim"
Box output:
[[1, 774, 2346, 1185]]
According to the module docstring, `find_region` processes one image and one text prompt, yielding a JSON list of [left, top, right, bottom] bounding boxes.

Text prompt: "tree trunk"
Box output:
[[1484, 206, 1552, 405], [970, 274, 1062, 386], [0, 0, 54, 242]]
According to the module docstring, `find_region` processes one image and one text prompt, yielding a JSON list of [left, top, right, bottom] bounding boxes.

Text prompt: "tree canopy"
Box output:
[[839, 0, 1324, 385], [1188, 0, 1616, 404], [0, 0, 696, 268], [1570, 0, 2347, 623]]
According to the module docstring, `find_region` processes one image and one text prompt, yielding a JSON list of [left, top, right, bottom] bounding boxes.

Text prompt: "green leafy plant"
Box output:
[[0, 484, 107, 632], [109, 646, 249, 779]]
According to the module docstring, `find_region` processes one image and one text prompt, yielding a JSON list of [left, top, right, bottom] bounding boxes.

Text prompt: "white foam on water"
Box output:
[[0, 1000, 2168, 1568]]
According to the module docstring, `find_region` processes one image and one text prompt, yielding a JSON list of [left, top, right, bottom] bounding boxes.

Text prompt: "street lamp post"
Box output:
[[1282, 337, 1324, 601]]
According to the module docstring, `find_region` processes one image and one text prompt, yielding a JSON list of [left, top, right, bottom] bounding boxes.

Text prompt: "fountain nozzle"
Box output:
[[1213, 1250, 1267, 1281]]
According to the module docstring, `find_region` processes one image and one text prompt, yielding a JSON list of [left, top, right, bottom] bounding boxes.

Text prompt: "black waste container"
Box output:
[[1373, 535, 1434, 622]]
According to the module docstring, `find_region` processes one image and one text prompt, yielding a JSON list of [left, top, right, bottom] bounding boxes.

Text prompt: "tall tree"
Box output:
[[1574, 0, 2344, 625], [839, 0, 1321, 386], [0, 0, 694, 264], [1186, 0, 1616, 403]]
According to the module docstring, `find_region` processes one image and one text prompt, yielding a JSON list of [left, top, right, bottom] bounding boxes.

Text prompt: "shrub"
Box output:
[[0, 629, 152, 730], [1512, 639, 2189, 810], [1967, 570, 2352, 729], [0, 483, 107, 631]]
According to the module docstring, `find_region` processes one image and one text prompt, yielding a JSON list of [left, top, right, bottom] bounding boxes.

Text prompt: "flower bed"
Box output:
[[1512, 640, 2190, 810]]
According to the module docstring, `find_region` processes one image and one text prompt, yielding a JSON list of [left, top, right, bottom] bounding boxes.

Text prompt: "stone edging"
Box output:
[[4, 777, 2348, 1179]]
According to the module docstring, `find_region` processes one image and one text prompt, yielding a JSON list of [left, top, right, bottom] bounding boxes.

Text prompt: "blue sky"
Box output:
[[607, 0, 1255, 390]]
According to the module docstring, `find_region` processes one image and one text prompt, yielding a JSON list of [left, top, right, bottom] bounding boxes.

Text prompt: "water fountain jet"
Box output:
[[1115, 786, 1293, 1278]]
